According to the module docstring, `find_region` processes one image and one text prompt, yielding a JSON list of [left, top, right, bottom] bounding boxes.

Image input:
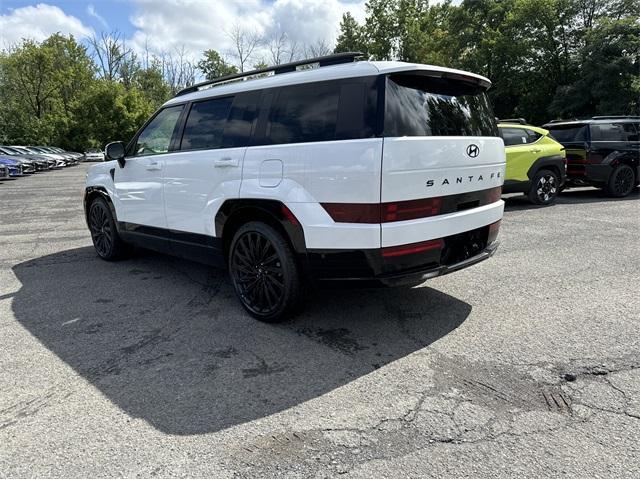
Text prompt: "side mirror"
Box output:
[[105, 141, 126, 168]]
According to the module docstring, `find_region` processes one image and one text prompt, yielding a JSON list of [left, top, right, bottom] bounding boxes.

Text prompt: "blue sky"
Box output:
[[0, 1, 368, 63], [0, 0, 365, 61], [1, 1, 135, 34]]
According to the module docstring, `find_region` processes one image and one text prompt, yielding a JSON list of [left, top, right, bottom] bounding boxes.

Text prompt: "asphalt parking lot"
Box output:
[[1, 163, 639, 478]]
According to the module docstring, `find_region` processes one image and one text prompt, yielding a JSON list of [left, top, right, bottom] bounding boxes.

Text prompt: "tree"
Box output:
[[227, 24, 261, 72], [303, 39, 332, 58], [160, 46, 197, 95], [88, 30, 132, 81], [197, 49, 238, 79], [334, 12, 366, 54], [363, 0, 398, 60]]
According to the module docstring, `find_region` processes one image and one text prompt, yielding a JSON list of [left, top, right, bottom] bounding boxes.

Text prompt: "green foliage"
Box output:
[[0, 33, 174, 150], [340, 0, 640, 123], [334, 12, 367, 54], [197, 49, 238, 80]]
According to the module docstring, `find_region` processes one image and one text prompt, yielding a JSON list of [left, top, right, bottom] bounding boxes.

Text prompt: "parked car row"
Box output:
[[499, 115, 639, 204], [0, 145, 85, 178]]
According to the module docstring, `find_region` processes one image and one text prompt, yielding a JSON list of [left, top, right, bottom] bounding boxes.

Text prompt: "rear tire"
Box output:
[[88, 197, 128, 260], [604, 164, 635, 198], [228, 221, 303, 322], [528, 169, 559, 205]]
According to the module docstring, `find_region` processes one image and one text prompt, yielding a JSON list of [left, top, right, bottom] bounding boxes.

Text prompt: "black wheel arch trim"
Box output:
[[215, 199, 307, 255], [526, 155, 566, 182], [84, 186, 119, 231]]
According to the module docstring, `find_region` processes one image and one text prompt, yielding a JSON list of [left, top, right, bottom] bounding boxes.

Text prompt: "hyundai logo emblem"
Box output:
[[466, 144, 480, 158]]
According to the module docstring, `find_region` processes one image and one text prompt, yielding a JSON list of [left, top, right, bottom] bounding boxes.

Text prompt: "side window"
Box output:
[[134, 105, 183, 157], [181, 97, 234, 150], [591, 123, 627, 142], [525, 129, 542, 143], [267, 83, 340, 144], [622, 123, 638, 142], [221, 91, 260, 148], [501, 128, 527, 146]]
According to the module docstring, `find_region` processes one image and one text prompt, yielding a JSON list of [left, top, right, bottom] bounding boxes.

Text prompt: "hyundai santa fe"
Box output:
[[84, 53, 506, 322]]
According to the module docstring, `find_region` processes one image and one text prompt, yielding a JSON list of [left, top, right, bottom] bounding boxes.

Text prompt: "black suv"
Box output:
[[543, 116, 640, 197]]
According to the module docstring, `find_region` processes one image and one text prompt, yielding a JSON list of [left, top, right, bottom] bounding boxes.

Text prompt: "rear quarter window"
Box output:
[[590, 123, 636, 142], [261, 78, 378, 145], [547, 125, 587, 144], [384, 74, 498, 137]]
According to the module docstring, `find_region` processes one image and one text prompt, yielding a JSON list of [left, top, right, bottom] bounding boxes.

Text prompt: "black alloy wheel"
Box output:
[[229, 222, 302, 322], [529, 169, 559, 205], [88, 197, 127, 260], [606, 164, 635, 198]]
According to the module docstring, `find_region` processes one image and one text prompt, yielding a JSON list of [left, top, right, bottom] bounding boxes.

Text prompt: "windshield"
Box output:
[[384, 73, 498, 137], [547, 125, 587, 144]]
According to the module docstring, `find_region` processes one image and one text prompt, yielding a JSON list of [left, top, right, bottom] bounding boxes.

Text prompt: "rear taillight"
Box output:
[[486, 186, 502, 203], [322, 197, 444, 224], [322, 187, 501, 224], [320, 203, 381, 223], [382, 197, 442, 222], [488, 220, 501, 244], [280, 205, 300, 226], [381, 238, 444, 258]]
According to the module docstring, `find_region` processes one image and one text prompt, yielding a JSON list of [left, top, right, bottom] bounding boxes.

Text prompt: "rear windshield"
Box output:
[[384, 74, 498, 137], [547, 125, 588, 143]]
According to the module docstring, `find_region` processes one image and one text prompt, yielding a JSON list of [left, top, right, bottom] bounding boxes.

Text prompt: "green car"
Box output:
[[498, 121, 567, 205]]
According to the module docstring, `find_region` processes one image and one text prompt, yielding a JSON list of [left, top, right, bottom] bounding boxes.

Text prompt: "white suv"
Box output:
[[85, 53, 505, 322]]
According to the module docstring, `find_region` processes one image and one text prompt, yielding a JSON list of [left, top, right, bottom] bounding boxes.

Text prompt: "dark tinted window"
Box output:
[[500, 127, 528, 146], [181, 97, 233, 150], [221, 91, 260, 148], [526, 129, 542, 143], [547, 125, 587, 143], [591, 122, 636, 142], [135, 105, 184, 156], [258, 79, 377, 145], [268, 83, 339, 144], [385, 74, 498, 137]]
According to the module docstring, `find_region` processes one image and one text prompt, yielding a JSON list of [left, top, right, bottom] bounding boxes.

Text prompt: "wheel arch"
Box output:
[[215, 199, 307, 258], [84, 186, 119, 230], [527, 155, 565, 182]]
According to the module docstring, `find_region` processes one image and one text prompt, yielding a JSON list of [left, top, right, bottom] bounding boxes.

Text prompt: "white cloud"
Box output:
[[127, 0, 366, 64], [0, 3, 93, 48], [86, 4, 109, 30]]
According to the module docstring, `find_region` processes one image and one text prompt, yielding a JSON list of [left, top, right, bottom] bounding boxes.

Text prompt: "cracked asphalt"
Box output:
[[1, 164, 639, 478]]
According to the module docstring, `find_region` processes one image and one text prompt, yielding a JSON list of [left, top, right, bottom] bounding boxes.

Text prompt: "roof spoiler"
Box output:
[[175, 52, 365, 97]]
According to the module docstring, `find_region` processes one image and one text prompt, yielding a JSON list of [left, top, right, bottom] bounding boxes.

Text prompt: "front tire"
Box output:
[[604, 164, 635, 198], [88, 197, 128, 260], [228, 222, 303, 322], [528, 169, 559, 205]]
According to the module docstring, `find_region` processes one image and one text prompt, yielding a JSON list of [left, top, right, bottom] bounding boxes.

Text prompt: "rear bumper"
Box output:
[[305, 221, 500, 287], [376, 241, 499, 287]]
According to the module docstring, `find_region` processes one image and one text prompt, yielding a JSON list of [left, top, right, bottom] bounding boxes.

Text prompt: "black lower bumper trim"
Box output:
[[314, 242, 499, 287]]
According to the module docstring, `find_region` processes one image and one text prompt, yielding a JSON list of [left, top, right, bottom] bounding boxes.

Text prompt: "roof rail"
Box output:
[[498, 118, 527, 125], [592, 115, 640, 120], [176, 51, 365, 97]]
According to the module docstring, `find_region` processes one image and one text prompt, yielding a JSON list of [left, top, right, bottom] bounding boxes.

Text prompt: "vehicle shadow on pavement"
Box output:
[[11, 247, 471, 435]]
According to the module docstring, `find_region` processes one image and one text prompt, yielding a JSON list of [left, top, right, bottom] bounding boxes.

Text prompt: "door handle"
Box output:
[[146, 160, 162, 171], [214, 157, 239, 167], [530, 148, 542, 153]]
